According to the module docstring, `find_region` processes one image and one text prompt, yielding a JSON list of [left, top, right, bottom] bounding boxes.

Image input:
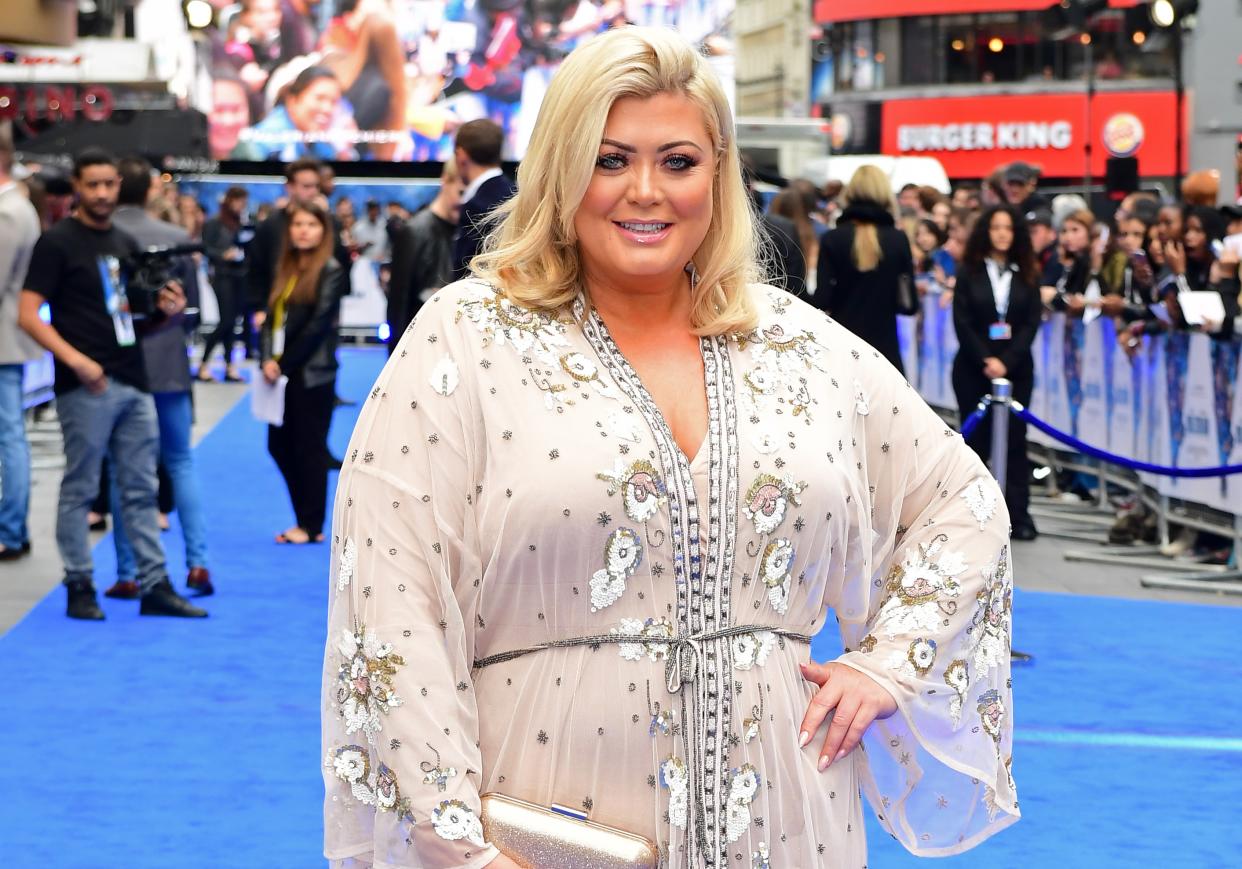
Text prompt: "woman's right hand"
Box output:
[[1164, 240, 1186, 276], [262, 360, 282, 384]]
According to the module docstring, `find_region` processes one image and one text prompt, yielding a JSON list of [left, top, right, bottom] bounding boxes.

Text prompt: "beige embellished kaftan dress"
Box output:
[[322, 280, 1019, 868]]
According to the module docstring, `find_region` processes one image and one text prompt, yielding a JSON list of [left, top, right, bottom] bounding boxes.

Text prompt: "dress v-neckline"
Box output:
[[584, 310, 710, 468]]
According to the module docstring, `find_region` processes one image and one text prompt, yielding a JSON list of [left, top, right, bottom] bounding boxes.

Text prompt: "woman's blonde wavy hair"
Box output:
[[471, 26, 761, 336]]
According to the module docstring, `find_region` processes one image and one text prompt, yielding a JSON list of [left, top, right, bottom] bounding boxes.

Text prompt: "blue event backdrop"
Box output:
[[178, 176, 443, 221]]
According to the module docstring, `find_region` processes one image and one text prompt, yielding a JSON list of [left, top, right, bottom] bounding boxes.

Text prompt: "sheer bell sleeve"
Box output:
[[322, 285, 500, 869], [833, 335, 1019, 855]]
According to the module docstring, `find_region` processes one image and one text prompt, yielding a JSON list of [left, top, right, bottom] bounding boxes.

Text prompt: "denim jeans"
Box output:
[[56, 380, 166, 591], [0, 364, 30, 550], [112, 390, 209, 579]]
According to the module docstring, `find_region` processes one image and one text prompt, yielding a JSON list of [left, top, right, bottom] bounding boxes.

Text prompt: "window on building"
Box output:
[[823, 11, 1176, 90]]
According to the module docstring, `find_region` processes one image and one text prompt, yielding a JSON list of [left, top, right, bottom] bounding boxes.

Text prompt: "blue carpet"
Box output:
[[2, 347, 1239, 868]]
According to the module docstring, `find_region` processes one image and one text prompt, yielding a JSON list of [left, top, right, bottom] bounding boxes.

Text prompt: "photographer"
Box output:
[[105, 156, 215, 599], [17, 149, 207, 620]]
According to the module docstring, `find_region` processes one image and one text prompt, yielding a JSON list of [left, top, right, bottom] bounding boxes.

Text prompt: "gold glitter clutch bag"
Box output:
[[479, 792, 658, 868]]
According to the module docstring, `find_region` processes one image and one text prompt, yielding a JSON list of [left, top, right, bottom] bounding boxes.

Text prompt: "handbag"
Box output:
[[896, 272, 920, 316], [479, 792, 659, 868]]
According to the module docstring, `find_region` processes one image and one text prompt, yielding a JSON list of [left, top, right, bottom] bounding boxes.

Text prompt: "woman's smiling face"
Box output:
[[573, 92, 716, 291]]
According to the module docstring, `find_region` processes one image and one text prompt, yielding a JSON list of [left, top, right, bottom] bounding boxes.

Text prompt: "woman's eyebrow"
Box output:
[[600, 138, 704, 152]]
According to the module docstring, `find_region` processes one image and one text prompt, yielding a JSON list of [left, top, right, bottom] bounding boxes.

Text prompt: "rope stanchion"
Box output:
[[959, 403, 990, 439], [1009, 404, 1242, 479]]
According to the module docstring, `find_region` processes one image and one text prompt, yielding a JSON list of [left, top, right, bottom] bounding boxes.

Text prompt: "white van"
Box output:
[[798, 154, 952, 195]]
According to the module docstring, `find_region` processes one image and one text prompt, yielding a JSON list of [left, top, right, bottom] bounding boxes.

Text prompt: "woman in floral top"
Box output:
[[322, 27, 1017, 869]]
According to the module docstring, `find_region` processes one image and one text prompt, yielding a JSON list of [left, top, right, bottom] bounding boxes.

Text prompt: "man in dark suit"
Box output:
[[452, 119, 516, 279]]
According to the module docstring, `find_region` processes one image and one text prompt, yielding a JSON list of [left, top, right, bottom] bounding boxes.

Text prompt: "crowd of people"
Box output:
[[0, 114, 509, 619], [759, 158, 1241, 552], [2, 60, 1240, 591]]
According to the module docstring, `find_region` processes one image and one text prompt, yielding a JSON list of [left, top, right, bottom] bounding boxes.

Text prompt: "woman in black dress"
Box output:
[[952, 204, 1043, 540], [814, 165, 916, 372]]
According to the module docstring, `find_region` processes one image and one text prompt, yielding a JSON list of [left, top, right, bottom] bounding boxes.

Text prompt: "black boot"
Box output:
[[139, 578, 208, 618], [66, 580, 105, 620]]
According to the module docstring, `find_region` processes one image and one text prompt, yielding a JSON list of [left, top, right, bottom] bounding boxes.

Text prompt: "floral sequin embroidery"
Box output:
[[735, 320, 825, 420], [875, 534, 967, 637], [335, 624, 405, 742], [660, 756, 689, 829], [962, 478, 999, 530], [853, 379, 870, 416], [725, 763, 761, 842], [944, 660, 970, 727], [970, 551, 1012, 680], [326, 744, 413, 821], [598, 459, 667, 523], [421, 744, 458, 792], [752, 842, 771, 869], [743, 474, 807, 536], [428, 356, 460, 397], [456, 283, 567, 362], [886, 637, 938, 679], [559, 352, 622, 400], [337, 536, 357, 592], [732, 631, 776, 670], [976, 689, 1006, 746], [432, 799, 486, 846], [589, 528, 643, 611], [760, 538, 796, 615], [614, 617, 674, 662]]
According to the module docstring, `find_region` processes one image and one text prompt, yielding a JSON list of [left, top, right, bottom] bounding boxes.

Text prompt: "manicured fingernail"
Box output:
[[798, 731, 810, 748], [835, 750, 847, 762], [817, 755, 830, 772]]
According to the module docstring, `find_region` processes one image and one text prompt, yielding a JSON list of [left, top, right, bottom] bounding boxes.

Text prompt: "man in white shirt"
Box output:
[[352, 199, 390, 264]]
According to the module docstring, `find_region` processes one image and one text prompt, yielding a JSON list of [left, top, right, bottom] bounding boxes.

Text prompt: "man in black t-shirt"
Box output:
[[17, 148, 207, 620]]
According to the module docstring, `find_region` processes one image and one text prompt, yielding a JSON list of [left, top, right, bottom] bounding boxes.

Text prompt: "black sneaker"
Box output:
[[139, 578, 208, 618], [66, 580, 105, 620]]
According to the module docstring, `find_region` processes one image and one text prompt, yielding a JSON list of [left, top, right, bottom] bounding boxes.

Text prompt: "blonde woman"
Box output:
[[322, 26, 1016, 869], [813, 165, 917, 373]]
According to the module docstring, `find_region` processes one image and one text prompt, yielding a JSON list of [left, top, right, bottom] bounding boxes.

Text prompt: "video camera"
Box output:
[[122, 243, 204, 320]]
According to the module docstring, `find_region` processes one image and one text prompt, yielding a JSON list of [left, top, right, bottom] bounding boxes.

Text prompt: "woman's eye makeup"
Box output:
[[595, 152, 701, 171]]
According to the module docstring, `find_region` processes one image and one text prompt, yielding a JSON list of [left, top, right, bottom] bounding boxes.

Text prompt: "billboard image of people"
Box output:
[[203, 0, 734, 163]]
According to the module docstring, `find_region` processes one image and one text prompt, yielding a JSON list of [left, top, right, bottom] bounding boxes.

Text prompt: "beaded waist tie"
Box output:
[[473, 624, 812, 693]]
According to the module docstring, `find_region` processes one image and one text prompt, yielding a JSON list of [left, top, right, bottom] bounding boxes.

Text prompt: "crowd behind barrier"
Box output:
[[20, 247, 1242, 520], [904, 292, 1242, 516]]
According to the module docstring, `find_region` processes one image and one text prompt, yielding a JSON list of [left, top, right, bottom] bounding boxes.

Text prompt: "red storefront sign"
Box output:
[[881, 91, 1185, 179], [815, 0, 1141, 23], [0, 84, 115, 123]]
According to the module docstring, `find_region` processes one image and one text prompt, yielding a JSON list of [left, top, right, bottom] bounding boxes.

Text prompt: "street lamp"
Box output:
[[1150, 0, 1197, 28]]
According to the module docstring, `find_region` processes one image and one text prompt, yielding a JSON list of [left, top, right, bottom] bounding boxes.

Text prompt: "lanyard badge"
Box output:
[[99, 255, 136, 347]]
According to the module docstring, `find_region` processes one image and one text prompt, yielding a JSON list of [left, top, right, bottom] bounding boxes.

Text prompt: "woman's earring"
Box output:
[[685, 261, 701, 290]]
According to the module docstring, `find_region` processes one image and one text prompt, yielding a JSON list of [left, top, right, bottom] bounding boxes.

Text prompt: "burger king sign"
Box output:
[[1102, 113, 1145, 159]]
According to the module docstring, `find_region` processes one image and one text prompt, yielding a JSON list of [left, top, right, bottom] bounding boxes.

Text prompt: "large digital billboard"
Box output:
[[204, 0, 734, 163]]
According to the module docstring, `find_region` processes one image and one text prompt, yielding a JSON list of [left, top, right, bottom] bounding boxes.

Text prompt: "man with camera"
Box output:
[[17, 149, 208, 620], [103, 156, 215, 600]]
